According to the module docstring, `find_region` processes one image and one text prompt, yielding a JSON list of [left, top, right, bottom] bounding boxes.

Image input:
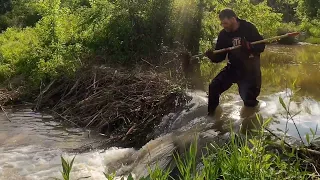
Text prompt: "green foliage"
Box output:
[[300, 19, 320, 37], [298, 19, 320, 44], [277, 22, 299, 44], [266, 0, 300, 23], [83, 0, 173, 64], [60, 156, 75, 180], [0, 0, 12, 15], [0, 0, 318, 89], [146, 165, 171, 180], [53, 156, 76, 180], [0, 0, 13, 31], [104, 172, 116, 180], [0, 27, 40, 81], [0, 0, 42, 31], [173, 136, 199, 180], [294, 0, 320, 43], [0, 0, 84, 86], [201, 0, 282, 52], [305, 37, 320, 44], [170, 0, 204, 55], [297, 0, 320, 19], [102, 132, 313, 179]]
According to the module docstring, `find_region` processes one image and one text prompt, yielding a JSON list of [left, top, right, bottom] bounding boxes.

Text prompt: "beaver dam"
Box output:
[[0, 44, 320, 179]]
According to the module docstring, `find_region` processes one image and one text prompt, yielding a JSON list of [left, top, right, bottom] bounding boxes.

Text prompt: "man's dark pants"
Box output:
[[208, 56, 261, 115]]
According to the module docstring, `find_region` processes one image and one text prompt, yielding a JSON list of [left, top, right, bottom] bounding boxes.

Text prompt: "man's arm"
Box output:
[[246, 23, 265, 53], [205, 32, 227, 63]]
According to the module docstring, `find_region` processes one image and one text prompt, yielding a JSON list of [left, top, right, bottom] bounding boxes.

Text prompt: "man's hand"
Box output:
[[241, 37, 253, 54], [205, 49, 214, 58]]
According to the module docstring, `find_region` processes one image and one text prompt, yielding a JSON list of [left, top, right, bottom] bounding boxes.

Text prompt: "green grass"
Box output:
[[305, 37, 320, 44], [53, 156, 76, 180], [153, 111, 315, 180]]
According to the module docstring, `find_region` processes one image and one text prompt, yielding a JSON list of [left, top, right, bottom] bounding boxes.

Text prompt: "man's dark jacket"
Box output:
[[206, 18, 265, 75]]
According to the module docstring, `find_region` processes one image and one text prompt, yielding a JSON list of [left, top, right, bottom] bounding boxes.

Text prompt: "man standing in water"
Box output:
[[205, 9, 265, 117]]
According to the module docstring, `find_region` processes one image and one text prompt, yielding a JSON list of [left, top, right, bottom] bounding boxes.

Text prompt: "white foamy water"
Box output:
[[0, 89, 319, 179], [0, 145, 136, 180], [219, 89, 320, 144], [0, 107, 116, 180]]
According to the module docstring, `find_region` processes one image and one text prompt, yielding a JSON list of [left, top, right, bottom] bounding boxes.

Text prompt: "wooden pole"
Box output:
[[192, 32, 300, 59]]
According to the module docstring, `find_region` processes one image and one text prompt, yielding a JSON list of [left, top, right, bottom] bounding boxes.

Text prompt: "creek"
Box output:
[[0, 44, 320, 180]]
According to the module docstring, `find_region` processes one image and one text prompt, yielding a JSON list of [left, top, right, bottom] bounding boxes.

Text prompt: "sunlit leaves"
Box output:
[[202, 0, 282, 39]]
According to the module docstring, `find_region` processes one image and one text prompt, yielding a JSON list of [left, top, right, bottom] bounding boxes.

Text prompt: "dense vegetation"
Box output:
[[0, 1, 319, 179], [0, 0, 319, 89]]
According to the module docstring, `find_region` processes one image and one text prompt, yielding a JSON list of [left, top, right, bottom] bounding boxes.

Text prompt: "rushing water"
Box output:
[[0, 44, 320, 179], [0, 106, 110, 179]]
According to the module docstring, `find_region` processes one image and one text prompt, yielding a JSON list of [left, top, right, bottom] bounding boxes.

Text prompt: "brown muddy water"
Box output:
[[0, 44, 320, 180]]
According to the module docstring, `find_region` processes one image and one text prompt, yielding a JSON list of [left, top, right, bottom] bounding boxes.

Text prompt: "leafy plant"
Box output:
[[103, 172, 116, 180], [52, 155, 75, 180]]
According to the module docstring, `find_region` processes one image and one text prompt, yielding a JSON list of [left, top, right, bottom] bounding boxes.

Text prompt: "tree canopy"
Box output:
[[0, 0, 318, 86]]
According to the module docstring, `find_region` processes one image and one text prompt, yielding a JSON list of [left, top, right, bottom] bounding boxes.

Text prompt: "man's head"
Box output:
[[219, 9, 239, 32]]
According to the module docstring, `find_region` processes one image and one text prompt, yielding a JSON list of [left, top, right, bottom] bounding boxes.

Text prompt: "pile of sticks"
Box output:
[[35, 66, 188, 147]]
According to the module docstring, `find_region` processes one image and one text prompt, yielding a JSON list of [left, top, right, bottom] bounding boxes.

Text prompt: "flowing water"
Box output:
[[1, 44, 320, 179]]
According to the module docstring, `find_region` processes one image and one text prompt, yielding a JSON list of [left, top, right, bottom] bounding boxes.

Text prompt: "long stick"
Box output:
[[0, 104, 11, 122], [192, 32, 300, 58]]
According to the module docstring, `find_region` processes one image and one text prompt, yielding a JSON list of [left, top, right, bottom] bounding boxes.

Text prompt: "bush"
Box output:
[[0, 27, 40, 81], [305, 37, 320, 44], [83, 0, 173, 65], [0, 0, 288, 88], [0, 1, 86, 87], [277, 22, 299, 44], [299, 19, 320, 44]]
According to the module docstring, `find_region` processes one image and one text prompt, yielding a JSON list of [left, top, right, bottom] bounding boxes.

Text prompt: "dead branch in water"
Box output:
[[0, 104, 11, 122]]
